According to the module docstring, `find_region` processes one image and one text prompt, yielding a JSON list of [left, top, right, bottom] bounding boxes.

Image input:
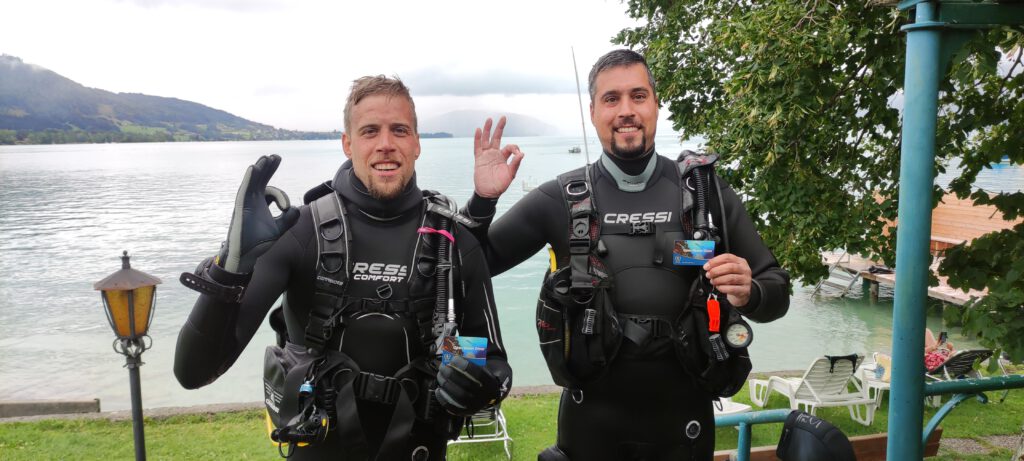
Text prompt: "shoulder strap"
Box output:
[[424, 190, 479, 229], [712, 174, 731, 254], [305, 191, 351, 355], [303, 180, 334, 205], [556, 165, 605, 303]]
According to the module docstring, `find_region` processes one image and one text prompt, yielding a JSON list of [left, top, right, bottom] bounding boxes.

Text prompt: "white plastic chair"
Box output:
[[853, 351, 891, 402], [447, 405, 512, 460], [713, 397, 752, 417], [749, 354, 880, 426]]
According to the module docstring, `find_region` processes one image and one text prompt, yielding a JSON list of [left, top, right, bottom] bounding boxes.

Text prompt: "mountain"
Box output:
[[0, 55, 337, 144], [419, 110, 557, 137]]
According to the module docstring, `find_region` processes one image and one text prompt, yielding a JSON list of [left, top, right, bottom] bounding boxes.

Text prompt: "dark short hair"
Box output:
[[588, 49, 657, 101], [343, 75, 417, 133]]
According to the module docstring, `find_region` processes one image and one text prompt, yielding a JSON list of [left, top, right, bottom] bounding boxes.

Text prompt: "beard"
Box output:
[[366, 175, 409, 200], [609, 131, 649, 160], [364, 172, 411, 200]]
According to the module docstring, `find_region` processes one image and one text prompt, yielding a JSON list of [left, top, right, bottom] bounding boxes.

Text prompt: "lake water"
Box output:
[[0, 137, 1019, 411]]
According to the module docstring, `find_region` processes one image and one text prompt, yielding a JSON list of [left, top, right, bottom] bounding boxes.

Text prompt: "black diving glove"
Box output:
[[435, 355, 500, 416], [217, 154, 300, 274]]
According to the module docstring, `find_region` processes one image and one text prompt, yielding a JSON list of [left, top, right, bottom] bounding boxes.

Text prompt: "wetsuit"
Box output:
[[175, 161, 511, 461], [465, 151, 789, 460]]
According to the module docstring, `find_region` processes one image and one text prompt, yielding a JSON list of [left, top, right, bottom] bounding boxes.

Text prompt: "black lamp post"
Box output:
[[93, 251, 161, 461]]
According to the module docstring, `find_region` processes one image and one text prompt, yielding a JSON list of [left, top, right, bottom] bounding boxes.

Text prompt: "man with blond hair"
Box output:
[[175, 75, 512, 460]]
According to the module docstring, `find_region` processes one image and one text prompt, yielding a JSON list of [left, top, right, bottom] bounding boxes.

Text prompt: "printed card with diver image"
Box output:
[[673, 240, 716, 266], [440, 336, 488, 366]]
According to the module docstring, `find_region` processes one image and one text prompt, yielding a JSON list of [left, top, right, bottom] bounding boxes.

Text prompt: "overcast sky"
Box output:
[[3, 0, 683, 136]]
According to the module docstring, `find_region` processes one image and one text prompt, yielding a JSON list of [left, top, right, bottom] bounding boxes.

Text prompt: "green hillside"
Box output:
[[0, 55, 339, 144]]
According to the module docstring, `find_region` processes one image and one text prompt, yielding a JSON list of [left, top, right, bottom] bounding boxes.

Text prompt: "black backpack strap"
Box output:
[[306, 192, 351, 355], [425, 193, 479, 229], [303, 181, 334, 205], [712, 174, 731, 254], [557, 166, 601, 303]]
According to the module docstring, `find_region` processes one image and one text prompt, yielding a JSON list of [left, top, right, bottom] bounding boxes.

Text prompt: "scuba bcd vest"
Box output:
[[262, 182, 474, 459], [535, 151, 753, 398]]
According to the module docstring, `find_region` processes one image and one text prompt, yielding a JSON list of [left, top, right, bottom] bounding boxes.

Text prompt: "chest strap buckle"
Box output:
[[354, 372, 401, 405], [629, 221, 654, 235]]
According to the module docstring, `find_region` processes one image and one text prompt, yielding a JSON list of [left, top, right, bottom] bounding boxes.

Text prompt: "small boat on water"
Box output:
[[568, 146, 581, 153]]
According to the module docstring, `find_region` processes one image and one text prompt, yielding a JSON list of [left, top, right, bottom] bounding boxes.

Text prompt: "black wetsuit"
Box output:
[[465, 152, 789, 461], [175, 161, 511, 461]]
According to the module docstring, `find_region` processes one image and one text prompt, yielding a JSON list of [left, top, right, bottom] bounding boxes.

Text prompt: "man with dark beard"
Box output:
[[465, 50, 790, 460], [174, 76, 512, 461]]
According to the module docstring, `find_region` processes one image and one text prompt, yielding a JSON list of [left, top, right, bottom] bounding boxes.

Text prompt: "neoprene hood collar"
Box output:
[[333, 160, 422, 220]]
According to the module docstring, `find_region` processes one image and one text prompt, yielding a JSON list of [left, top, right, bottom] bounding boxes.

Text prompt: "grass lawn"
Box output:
[[2, 381, 1022, 460]]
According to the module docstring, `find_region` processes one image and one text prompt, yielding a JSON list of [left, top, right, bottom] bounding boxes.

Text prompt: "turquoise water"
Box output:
[[0, 138, 1014, 411]]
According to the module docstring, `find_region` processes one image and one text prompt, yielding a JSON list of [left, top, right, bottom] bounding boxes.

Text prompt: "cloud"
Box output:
[[402, 67, 579, 97], [114, 0, 286, 12], [251, 84, 299, 97]]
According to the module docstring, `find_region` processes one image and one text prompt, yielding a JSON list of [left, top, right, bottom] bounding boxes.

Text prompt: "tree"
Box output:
[[615, 1, 1024, 360]]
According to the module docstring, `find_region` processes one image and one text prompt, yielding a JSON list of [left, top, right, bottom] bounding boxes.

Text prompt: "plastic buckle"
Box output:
[[628, 316, 654, 332], [568, 239, 590, 255], [422, 388, 440, 420], [304, 311, 333, 349], [357, 372, 398, 404], [363, 299, 387, 314], [649, 318, 664, 337], [629, 316, 651, 325], [629, 221, 654, 235]]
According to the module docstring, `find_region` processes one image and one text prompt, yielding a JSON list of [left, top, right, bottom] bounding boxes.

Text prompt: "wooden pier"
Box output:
[[820, 251, 985, 305], [818, 192, 1021, 306]]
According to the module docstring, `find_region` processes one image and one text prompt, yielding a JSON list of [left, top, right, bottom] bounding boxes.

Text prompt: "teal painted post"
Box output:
[[889, 2, 942, 460], [736, 422, 751, 461]]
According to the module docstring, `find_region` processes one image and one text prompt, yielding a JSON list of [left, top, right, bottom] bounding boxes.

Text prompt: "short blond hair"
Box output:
[[343, 75, 417, 133]]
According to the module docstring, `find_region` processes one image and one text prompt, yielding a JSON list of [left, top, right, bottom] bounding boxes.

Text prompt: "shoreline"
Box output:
[[0, 372, 809, 424]]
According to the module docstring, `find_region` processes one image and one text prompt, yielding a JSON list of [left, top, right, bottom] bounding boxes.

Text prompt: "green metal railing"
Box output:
[[715, 374, 1024, 460], [715, 409, 792, 461], [922, 375, 1024, 446]]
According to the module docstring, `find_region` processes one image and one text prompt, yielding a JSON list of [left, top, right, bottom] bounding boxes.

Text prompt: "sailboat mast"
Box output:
[[571, 47, 592, 166]]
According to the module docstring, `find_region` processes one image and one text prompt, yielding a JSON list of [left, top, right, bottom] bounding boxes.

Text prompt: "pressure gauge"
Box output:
[[724, 321, 753, 349]]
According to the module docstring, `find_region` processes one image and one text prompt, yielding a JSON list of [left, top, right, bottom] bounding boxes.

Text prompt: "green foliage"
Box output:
[[616, 1, 1024, 358], [616, 1, 906, 283], [934, 29, 1024, 362]]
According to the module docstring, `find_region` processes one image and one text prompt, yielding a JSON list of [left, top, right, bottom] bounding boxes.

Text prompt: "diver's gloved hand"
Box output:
[[217, 155, 300, 274], [435, 355, 500, 416]]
